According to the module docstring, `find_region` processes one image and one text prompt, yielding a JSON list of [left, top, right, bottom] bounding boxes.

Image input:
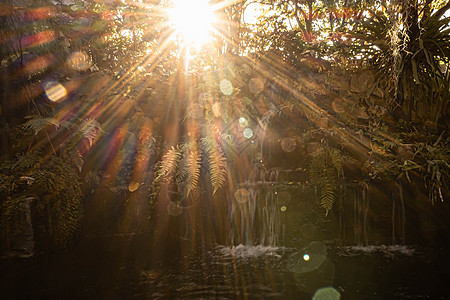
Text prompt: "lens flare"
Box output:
[[43, 81, 66, 102], [167, 202, 183, 216], [220, 79, 233, 95], [243, 128, 253, 139], [312, 287, 341, 300], [212, 102, 221, 117], [189, 103, 203, 119], [281, 137, 296, 152], [235, 188, 250, 203], [68, 51, 92, 71], [239, 117, 249, 127], [248, 77, 265, 94]]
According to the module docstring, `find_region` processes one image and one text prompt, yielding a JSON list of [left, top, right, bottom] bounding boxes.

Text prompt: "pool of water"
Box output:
[[1, 235, 450, 299]]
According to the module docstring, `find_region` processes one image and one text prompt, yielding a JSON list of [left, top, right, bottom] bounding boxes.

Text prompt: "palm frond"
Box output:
[[358, 9, 450, 122]]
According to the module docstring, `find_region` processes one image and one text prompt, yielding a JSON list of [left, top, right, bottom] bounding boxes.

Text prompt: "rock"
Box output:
[[306, 142, 321, 156], [332, 97, 347, 114], [350, 71, 375, 93], [1, 197, 35, 258]]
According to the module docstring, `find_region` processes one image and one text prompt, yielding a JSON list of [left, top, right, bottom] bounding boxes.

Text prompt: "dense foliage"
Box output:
[[0, 0, 449, 252], [0, 153, 83, 250]]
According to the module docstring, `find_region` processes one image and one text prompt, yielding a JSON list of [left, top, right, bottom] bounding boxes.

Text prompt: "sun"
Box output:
[[168, 0, 215, 47]]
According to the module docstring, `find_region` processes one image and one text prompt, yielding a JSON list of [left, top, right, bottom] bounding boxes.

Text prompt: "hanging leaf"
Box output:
[[184, 141, 202, 197], [201, 136, 228, 194], [156, 146, 181, 181], [309, 146, 343, 215]]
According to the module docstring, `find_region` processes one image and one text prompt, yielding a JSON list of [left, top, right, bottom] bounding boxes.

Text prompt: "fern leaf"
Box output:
[[328, 148, 344, 175], [79, 118, 102, 147], [176, 144, 188, 188], [202, 136, 227, 194], [309, 156, 325, 186], [309, 148, 338, 215], [71, 150, 84, 172], [320, 169, 336, 215], [209, 149, 227, 194], [157, 146, 181, 181], [22, 116, 60, 135], [185, 145, 201, 197]]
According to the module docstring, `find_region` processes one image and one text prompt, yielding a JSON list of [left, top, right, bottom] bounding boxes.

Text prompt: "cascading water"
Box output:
[[353, 182, 369, 246], [226, 165, 286, 259], [339, 181, 415, 264], [392, 183, 406, 245]]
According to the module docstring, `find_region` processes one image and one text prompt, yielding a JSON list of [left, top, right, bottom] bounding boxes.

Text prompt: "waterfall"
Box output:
[[261, 191, 282, 246], [268, 169, 280, 183], [354, 182, 369, 246], [346, 181, 408, 247], [338, 185, 345, 242], [392, 183, 406, 245], [229, 169, 284, 247]]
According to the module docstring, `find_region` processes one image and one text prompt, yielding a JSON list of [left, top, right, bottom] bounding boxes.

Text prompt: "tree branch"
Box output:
[[293, 0, 307, 33]]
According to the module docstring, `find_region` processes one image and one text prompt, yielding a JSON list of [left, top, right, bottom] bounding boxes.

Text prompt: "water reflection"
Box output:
[[288, 252, 328, 273], [138, 244, 311, 299], [3, 235, 439, 299], [218, 244, 283, 259]]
